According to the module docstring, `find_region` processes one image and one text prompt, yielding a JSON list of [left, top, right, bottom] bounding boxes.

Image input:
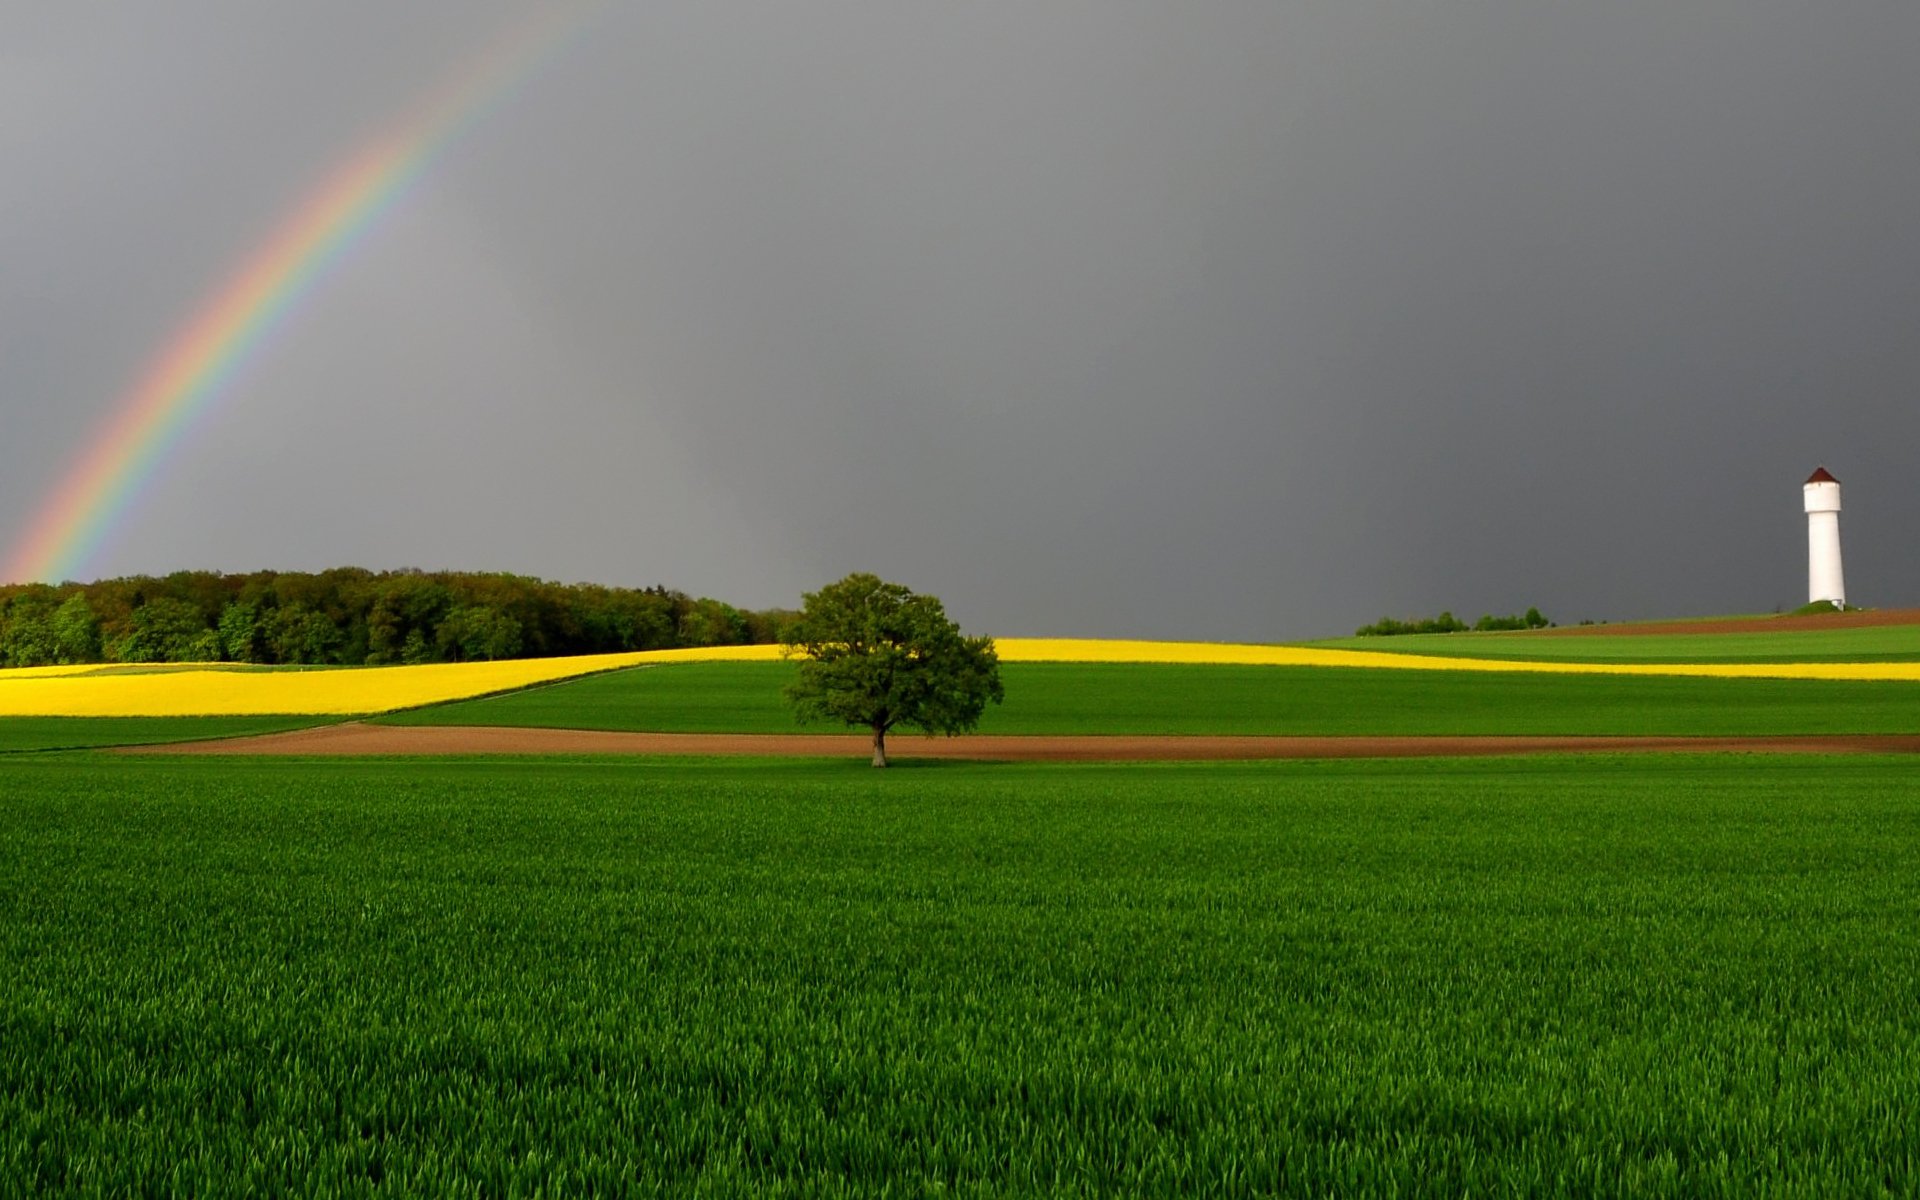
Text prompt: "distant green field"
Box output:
[[379, 660, 1920, 736], [4, 754, 1917, 1194], [0, 716, 321, 753], [1312, 622, 1920, 663]]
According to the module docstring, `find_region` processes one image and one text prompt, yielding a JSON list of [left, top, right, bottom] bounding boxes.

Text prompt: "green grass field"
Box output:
[[1311, 622, 1920, 663], [379, 660, 1920, 736], [0, 716, 322, 753], [4, 754, 1917, 1195]]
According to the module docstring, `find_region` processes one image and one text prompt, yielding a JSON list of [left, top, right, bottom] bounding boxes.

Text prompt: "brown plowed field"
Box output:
[[123, 723, 1920, 761], [1538, 609, 1920, 636]]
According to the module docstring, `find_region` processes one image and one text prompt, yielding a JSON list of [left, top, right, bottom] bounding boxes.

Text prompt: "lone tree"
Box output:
[[782, 573, 1004, 767]]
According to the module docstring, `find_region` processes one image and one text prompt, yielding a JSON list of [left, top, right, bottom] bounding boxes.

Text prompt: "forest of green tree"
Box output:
[[0, 569, 793, 668]]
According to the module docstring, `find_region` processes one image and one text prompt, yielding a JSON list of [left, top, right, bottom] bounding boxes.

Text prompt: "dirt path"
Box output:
[[122, 723, 1920, 761]]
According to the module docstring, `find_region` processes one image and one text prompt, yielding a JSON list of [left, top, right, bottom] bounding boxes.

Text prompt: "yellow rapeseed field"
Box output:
[[0, 646, 784, 717], [995, 638, 1920, 680], [993, 637, 1920, 679], [2, 638, 1918, 717]]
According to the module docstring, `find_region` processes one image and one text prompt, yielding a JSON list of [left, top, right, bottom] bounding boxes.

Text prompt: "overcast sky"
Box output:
[[3, 2, 1915, 639]]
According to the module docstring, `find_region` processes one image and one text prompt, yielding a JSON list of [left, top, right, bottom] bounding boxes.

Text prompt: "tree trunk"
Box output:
[[871, 724, 889, 768]]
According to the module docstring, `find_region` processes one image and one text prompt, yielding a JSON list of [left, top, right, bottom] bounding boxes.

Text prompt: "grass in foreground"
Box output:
[[0, 716, 321, 753], [381, 660, 1920, 736], [1310, 622, 1920, 663], [2, 754, 1917, 1195]]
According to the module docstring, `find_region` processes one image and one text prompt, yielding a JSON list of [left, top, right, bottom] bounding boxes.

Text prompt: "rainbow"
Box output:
[[4, 7, 598, 585]]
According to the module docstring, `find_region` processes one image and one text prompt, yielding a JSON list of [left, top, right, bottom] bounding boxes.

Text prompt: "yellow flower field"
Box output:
[[995, 638, 1920, 680], [0, 647, 782, 717], [2, 638, 1918, 717]]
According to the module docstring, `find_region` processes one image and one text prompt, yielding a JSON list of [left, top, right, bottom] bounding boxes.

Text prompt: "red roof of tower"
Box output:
[[1806, 467, 1839, 485]]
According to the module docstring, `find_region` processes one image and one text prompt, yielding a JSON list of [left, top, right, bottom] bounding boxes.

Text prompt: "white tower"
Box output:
[[1803, 467, 1846, 608]]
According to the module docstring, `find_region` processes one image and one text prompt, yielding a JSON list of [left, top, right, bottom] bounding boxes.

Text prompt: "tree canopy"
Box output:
[[0, 569, 793, 669], [781, 573, 1003, 767]]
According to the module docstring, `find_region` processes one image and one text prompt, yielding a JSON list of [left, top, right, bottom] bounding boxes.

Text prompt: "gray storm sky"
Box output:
[[3, 2, 1915, 639]]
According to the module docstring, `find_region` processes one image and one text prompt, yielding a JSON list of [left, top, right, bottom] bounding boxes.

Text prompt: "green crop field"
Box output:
[[1311, 621, 1920, 663], [4, 753, 1918, 1195], [0, 715, 321, 753], [380, 660, 1920, 736]]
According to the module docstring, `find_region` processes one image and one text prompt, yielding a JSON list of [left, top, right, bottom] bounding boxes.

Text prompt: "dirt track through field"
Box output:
[[122, 723, 1920, 761]]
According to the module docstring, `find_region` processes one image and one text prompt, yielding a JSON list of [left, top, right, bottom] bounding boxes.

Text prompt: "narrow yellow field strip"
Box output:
[[995, 638, 1920, 680], [3, 638, 1919, 717]]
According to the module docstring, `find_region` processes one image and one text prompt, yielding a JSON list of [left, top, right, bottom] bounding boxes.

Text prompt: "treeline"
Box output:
[[1356, 607, 1550, 637], [0, 569, 795, 668]]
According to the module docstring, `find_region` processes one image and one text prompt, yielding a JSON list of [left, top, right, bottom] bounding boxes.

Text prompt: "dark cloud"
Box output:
[[3, 2, 1915, 637]]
